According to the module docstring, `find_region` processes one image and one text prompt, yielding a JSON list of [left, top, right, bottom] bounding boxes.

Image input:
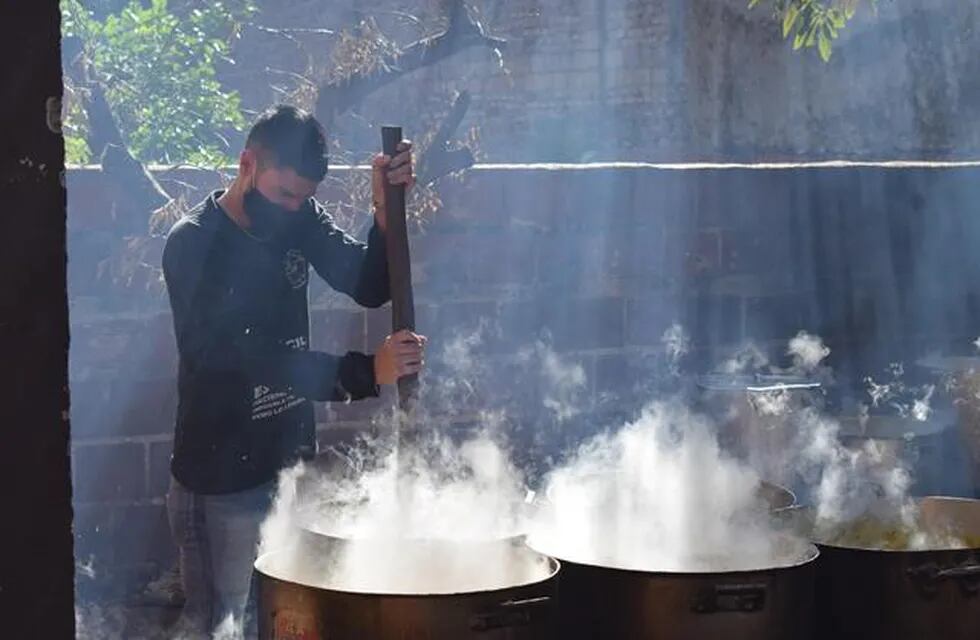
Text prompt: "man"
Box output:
[[162, 105, 425, 636]]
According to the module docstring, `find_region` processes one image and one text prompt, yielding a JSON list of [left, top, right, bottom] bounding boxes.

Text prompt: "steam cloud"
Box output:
[[529, 400, 809, 572]]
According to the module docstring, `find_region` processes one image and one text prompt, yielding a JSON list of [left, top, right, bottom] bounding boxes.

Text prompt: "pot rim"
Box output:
[[254, 546, 561, 598], [293, 496, 536, 542], [774, 496, 980, 553], [525, 534, 819, 577]]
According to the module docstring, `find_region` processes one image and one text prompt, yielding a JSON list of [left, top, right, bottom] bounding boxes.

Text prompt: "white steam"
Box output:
[[787, 331, 831, 372], [661, 323, 690, 375], [718, 342, 769, 375], [518, 340, 587, 422], [258, 430, 548, 594], [864, 364, 937, 421], [75, 604, 241, 640], [529, 401, 806, 572], [912, 384, 935, 422], [793, 408, 913, 525]]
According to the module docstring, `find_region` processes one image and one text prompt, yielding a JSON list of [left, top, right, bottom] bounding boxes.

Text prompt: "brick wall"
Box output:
[[223, 0, 980, 161], [68, 161, 980, 595]]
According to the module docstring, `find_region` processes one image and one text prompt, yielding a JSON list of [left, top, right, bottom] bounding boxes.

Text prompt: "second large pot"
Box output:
[[529, 536, 818, 640]]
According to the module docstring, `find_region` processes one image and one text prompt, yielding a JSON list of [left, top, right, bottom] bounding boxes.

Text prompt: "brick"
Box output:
[[593, 352, 629, 397], [147, 440, 173, 500], [69, 377, 114, 439], [631, 170, 694, 226], [744, 294, 810, 342], [102, 378, 177, 438], [625, 296, 681, 346], [70, 314, 176, 376], [554, 168, 635, 231], [467, 230, 539, 286], [693, 170, 745, 228], [684, 293, 743, 349], [72, 504, 117, 570], [141, 312, 179, 369], [435, 174, 507, 228], [113, 504, 175, 568], [70, 321, 138, 371], [501, 296, 625, 352], [412, 231, 477, 280], [499, 170, 568, 231], [537, 230, 623, 286], [73, 442, 146, 503], [309, 308, 365, 354]]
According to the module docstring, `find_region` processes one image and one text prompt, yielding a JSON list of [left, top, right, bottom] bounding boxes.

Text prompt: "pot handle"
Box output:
[[470, 596, 551, 632], [908, 562, 980, 595], [692, 583, 767, 614]]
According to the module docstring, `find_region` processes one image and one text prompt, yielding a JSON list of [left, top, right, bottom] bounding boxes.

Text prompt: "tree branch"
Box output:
[[63, 34, 172, 216], [314, 1, 506, 126], [418, 90, 475, 185]]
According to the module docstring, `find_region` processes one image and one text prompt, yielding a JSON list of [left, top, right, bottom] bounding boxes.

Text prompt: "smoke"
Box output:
[[528, 400, 809, 572]]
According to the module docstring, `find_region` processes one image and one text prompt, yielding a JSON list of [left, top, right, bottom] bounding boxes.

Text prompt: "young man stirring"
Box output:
[[162, 105, 426, 635]]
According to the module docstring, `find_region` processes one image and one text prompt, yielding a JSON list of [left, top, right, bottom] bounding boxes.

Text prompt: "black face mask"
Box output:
[[243, 186, 289, 239]]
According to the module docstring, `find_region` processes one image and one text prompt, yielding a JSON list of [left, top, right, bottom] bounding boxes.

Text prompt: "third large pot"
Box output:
[[779, 496, 980, 640]]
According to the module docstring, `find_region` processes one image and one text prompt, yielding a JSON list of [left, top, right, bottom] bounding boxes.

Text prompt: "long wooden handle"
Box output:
[[381, 126, 418, 412]]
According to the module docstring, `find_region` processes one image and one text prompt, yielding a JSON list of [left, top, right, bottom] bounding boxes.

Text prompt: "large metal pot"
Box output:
[[837, 413, 952, 496], [697, 373, 823, 488], [255, 536, 559, 639], [778, 496, 980, 640], [916, 355, 980, 496], [530, 470, 813, 639], [528, 534, 818, 640]]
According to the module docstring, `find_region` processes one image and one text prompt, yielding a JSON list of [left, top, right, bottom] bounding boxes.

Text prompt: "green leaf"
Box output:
[[782, 5, 801, 38], [818, 30, 832, 61], [63, 0, 256, 165]]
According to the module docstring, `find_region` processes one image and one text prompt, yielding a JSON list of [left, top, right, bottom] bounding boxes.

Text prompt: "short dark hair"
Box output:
[[245, 105, 328, 182]]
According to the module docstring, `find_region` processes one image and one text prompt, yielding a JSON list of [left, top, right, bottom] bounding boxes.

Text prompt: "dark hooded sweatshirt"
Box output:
[[162, 191, 389, 494]]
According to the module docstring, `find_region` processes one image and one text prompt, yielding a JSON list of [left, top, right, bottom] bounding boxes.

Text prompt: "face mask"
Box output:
[[243, 185, 289, 238]]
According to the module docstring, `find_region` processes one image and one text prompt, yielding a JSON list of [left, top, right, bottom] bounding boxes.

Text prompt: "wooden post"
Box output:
[[381, 126, 418, 468]]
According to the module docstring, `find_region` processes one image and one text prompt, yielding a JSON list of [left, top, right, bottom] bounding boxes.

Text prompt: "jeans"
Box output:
[[166, 475, 275, 638]]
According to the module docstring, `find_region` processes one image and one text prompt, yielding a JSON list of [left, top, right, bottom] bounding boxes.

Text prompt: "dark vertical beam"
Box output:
[[381, 126, 418, 410], [0, 1, 75, 637]]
